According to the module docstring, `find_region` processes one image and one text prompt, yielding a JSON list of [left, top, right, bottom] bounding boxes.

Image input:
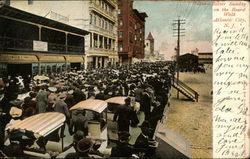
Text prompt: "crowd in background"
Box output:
[[0, 62, 174, 158]]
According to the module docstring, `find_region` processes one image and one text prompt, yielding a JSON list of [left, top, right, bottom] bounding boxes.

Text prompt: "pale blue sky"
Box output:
[[134, 1, 212, 59]]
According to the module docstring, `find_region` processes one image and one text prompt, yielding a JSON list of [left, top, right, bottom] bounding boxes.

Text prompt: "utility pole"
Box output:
[[173, 17, 185, 99]]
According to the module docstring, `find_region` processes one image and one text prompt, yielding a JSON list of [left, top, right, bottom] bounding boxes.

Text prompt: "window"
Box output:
[[102, 20, 104, 28], [119, 20, 123, 26], [99, 17, 101, 27], [134, 24, 137, 30], [140, 29, 142, 34], [129, 33, 133, 42], [110, 24, 113, 31], [134, 35, 137, 41], [94, 16, 96, 25], [119, 31, 123, 38], [90, 14, 93, 24], [105, 21, 107, 30], [90, 33, 92, 47], [28, 0, 33, 5], [118, 43, 123, 51], [105, 4, 107, 11], [117, 9, 121, 14]]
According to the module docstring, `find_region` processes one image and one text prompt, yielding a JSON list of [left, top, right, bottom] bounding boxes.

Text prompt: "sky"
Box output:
[[134, 1, 212, 60]]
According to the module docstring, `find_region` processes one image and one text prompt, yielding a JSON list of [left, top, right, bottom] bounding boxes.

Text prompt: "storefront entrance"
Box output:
[[70, 63, 81, 71], [7, 64, 32, 76]]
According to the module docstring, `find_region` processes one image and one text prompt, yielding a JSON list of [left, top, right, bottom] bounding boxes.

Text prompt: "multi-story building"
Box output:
[[0, 4, 89, 76], [118, 0, 147, 64], [9, 0, 118, 69]]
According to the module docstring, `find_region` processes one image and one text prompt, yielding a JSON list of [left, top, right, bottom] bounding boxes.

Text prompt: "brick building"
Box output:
[[117, 0, 147, 64]]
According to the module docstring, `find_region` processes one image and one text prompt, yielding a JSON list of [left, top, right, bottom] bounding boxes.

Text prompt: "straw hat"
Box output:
[[9, 107, 23, 118], [48, 87, 57, 92]]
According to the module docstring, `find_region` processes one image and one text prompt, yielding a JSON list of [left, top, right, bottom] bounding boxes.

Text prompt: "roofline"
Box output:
[[0, 5, 90, 36], [133, 9, 148, 22]]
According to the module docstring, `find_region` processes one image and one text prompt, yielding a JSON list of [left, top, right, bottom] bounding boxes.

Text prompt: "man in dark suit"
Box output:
[[110, 131, 133, 157], [70, 110, 88, 136], [140, 90, 152, 120], [134, 121, 155, 157], [113, 97, 133, 132]]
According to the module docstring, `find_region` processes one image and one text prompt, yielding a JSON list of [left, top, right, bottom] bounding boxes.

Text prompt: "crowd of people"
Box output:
[[0, 61, 174, 158]]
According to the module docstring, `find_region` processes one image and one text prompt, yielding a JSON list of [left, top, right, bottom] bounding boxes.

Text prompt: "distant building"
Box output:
[[9, 0, 119, 69], [198, 52, 212, 64], [191, 48, 199, 56], [144, 32, 154, 60], [118, 0, 147, 64], [0, 5, 89, 76]]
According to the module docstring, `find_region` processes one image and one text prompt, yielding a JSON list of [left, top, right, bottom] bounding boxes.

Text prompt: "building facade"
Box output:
[[144, 32, 154, 60], [198, 52, 212, 64], [118, 0, 147, 64], [0, 5, 89, 76], [9, 0, 118, 69]]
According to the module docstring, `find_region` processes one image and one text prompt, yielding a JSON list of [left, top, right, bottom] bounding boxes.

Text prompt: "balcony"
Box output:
[[89, 2, 116, 22], [89, 47, 117, 56], [89, 24, 116, 38], [0, 36, 84, 55]]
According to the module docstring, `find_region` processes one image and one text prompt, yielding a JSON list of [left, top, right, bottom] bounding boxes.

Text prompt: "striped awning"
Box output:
[[66, 55, 84, 63], [6, 112, 66, 137], [105, 96, 127, 105], [70, 99, 107, 113]]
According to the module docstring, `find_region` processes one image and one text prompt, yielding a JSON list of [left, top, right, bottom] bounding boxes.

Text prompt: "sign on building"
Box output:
[[33, 40, 48, 51]]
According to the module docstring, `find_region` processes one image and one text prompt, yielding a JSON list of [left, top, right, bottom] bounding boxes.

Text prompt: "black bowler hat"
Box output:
[[124, 97, 131, 103], [118, 131, 130, 141], [139, 120, 150, 129], [77, 138, 93, 153]]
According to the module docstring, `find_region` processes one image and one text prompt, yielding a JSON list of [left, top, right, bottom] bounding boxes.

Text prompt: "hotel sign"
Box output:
[[33, 40, 48, 51]]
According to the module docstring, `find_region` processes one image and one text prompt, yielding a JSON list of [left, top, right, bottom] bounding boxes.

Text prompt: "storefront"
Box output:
[[0, 54, 39, 76], [66, 55, 85, 71], [0, 5, 89, 77]]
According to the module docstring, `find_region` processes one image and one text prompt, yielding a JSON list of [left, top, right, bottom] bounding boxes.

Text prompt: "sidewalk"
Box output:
[[165, 66, 213, 158]]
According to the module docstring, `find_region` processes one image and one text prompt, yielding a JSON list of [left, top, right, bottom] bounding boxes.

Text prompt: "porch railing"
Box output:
[[0, 36, 84, 55]]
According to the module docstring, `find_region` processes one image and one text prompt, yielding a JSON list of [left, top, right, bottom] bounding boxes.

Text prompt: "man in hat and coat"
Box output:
[[110, 131, 133, 157], [65, 138, 93, 158], [54, 93, 70, 138], [113, 97, 133, 132], [134, 120, 154, 157], [140, 89, 152, 120], [72, 88, 86, 105], [36, 86, 49, 113], [70, 110, 88, 136]]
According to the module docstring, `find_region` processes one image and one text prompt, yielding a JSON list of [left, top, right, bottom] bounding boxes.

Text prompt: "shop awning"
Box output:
[[39, 55, 65, 63], [0, 54, 38, 63], [65, 55, 84, 63]]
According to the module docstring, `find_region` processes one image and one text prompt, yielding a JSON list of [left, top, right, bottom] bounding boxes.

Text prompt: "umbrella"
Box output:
[[66, 72, 78, 76], [33, 75, 49, 81], [163, 66, 169, 70]]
